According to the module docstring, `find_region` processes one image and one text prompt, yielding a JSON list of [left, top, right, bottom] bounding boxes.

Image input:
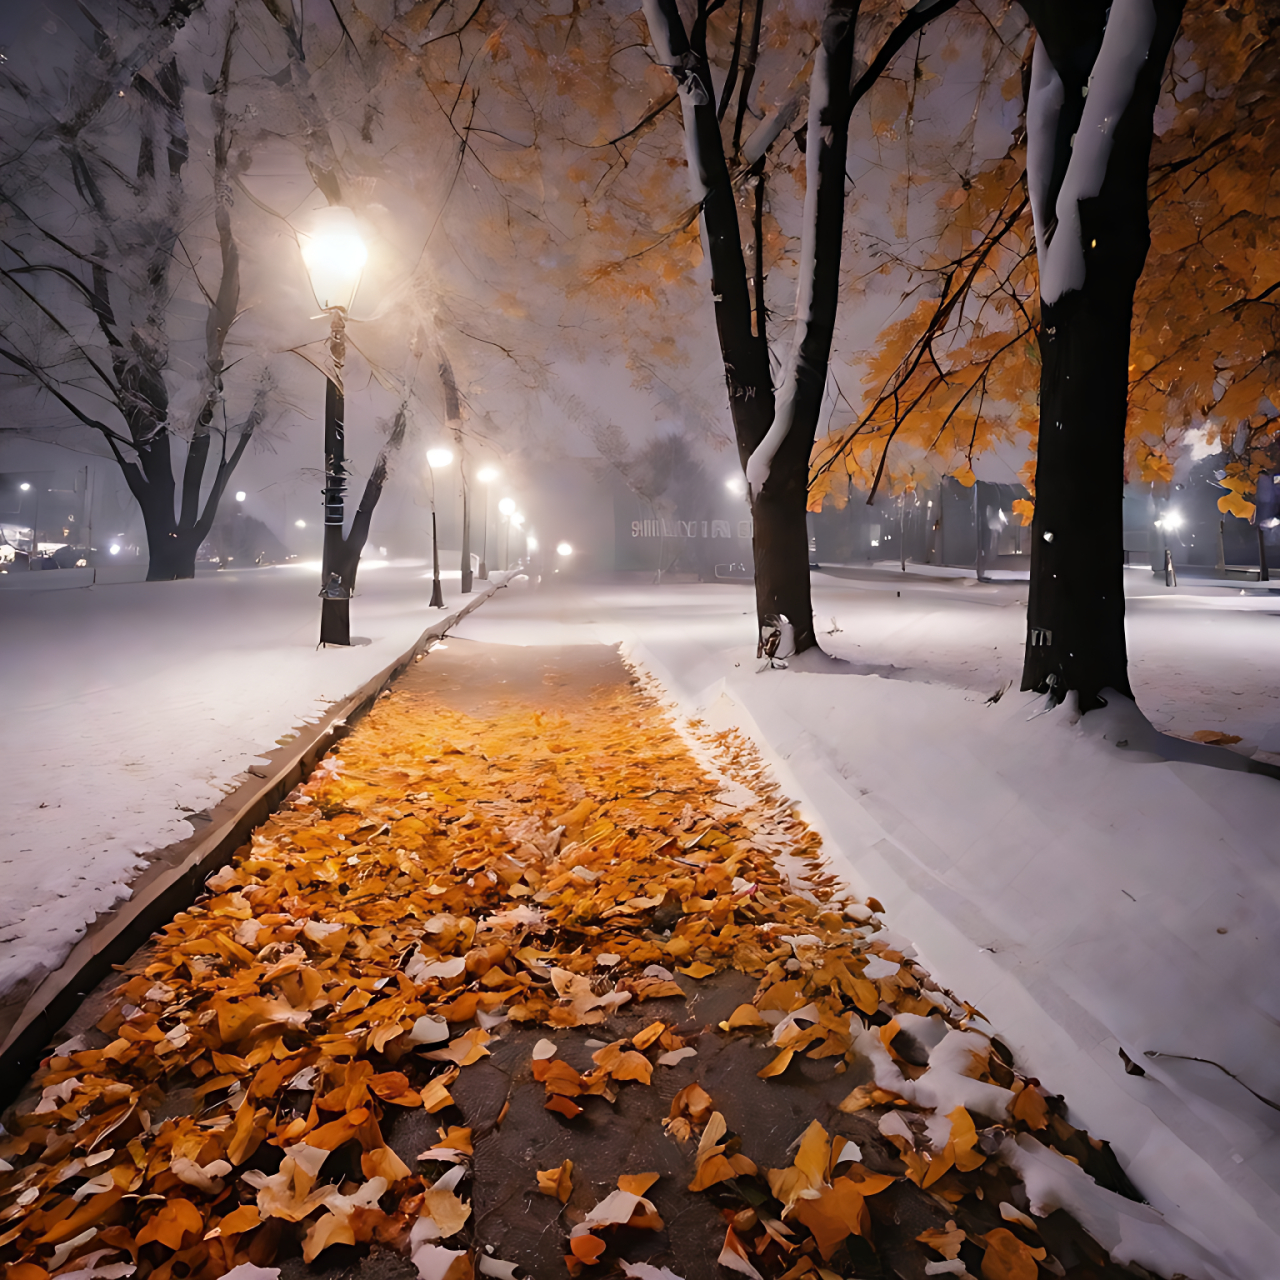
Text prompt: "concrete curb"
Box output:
[[0, 578, 505, 1104]]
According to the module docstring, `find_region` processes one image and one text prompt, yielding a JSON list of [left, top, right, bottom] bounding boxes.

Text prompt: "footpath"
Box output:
[[0, 637, 1231, 1280]]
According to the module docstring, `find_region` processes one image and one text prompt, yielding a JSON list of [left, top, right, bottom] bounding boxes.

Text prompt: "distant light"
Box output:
[[556, 541, 573, 557], [109, 544, 120, 555], [426, 446, 454, 469], [235, 490, 246, 502], [498, 497, 516, 516], [725, 475, 746, 495], [19, 482, 31, 491], [526, 535, 538, 551], [295, 519, 306, 528], [510, 512, 525, 529], [477, 467, 499, 484], [1158, 510, 1183, 531]]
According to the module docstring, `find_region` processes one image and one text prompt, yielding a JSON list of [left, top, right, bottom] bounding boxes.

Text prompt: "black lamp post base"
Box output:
[[461, 568, 473, 594], [477, 559, 488, 580], [320, 597, 351, 646], [429, 576, 445, 608]]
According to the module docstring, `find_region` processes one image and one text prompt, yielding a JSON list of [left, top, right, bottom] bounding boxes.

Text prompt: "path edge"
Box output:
[[0, 580, 503, 1103]]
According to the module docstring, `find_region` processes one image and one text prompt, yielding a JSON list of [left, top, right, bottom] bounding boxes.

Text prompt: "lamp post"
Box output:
[[510, 510, 525, 566], [455, 438, 473, 595], [426, 446, 453, 608], [300, 206, 367, 647], [498, 496, 515, 570], [476, 467, 498, 580]]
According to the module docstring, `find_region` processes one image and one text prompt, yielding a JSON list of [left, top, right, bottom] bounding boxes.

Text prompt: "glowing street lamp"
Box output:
[[301, 206, 367, 647], [426, 446, 454, 608], [556, 541, 573, 557], [725, 475, 747, 496], [476, 466, 499, 580]]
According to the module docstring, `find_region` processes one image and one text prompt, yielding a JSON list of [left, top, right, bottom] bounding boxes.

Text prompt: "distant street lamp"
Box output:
[[476, 466, 498, 580], [301, 206, 367, 647], [498, 496, 516, 570], [235, 490, 246, 503], [426, 446, 454, 608]]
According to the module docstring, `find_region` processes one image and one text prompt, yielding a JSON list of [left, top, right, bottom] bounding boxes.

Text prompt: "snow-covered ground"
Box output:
[[449, 567, 1280, 1280], [0, 559, 481, 1028]]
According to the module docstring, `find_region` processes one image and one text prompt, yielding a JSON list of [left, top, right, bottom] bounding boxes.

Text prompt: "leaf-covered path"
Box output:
[[3, 640, 1158, 1280]]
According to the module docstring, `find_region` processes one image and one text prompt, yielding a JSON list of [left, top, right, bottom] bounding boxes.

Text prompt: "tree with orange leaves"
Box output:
[[812, 0, 1277, 708]]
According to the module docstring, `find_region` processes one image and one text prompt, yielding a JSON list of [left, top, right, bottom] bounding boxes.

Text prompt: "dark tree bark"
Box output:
[[1019, 0, 1185, 708]]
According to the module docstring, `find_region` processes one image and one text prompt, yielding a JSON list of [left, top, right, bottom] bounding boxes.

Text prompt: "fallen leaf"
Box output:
[[134, 1198, 203, 1251], [569, 1234, 606, 1265], [717, 1227, 764, 1279], [981, 1227, 1046, 1280], [537, 1159, 574, 1203], [592, 1041, 653, 1085], [618, 1172, 660, 1196]]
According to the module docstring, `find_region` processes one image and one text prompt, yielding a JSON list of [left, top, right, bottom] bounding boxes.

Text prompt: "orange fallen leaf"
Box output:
[[1010, 1084, 1049, 1131], [545, 1094, 584, 1119], [720, 1004, 768, 1030], [569, 1233, 606, 1265], [918, 1221, 966, 1259], [981, 1227, 1046, 1280], [632, 1021, 667, 1050], [618, 1171, 659, 1196], [537, 1159, 574, 1202], [758, 1046, 794, 1078], [592, 1041, 653, 1085], [135, 1197, 204, 1250], [214, 1204, 263, 1236], [303, 1210, 356, 1262]]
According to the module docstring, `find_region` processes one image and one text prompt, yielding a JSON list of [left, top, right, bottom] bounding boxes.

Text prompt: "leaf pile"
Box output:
[[2, 658, 1146, 1280]]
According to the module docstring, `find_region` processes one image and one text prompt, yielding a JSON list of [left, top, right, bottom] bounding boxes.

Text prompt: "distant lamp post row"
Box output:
[[301, 206, 367, 647], [426, 445, 453, 608]]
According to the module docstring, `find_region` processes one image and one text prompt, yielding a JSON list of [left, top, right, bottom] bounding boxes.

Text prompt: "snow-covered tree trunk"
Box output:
[[746, 3, 859, 654], [1019, 0, 1185, 708]]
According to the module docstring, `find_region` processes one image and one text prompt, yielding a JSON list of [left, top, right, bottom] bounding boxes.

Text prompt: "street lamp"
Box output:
[[426, 446, 453, 608], [476, 466, 499, 580], [301, 206, 367, 647]]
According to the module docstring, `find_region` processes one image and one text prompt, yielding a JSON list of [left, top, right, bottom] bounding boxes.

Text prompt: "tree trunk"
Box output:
[[1020, 0, 1185, 710], [1022, 285, 1134, 702], [751, 468, 816, 650], [747, 3, 857, 653]]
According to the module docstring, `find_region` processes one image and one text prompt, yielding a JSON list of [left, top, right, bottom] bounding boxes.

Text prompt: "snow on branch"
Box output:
[[641, 0, 712, 201], [745, 40, 832, 493], [1030, 0, 1157, 305]]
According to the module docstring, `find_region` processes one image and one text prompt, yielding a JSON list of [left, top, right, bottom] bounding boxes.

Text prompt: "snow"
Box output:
[[1030, 0, 1158, 304], [641, 0, 712, 201], [0, 559, 485, 1031], [450, 569, 1280, 1280]]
